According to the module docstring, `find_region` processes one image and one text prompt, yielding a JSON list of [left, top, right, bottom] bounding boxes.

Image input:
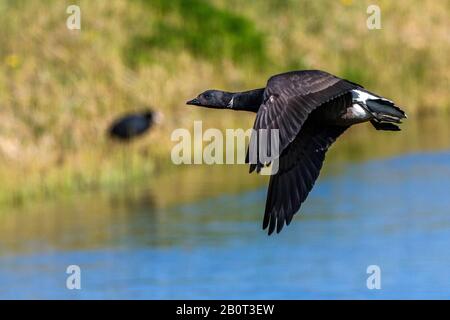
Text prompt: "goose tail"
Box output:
[[366, 99, 407, 122], [352, 89, 407, 131]]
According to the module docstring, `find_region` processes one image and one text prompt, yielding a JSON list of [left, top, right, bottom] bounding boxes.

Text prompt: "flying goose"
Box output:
[[109, 109, 163, 141], [187, 70, 407, 235]]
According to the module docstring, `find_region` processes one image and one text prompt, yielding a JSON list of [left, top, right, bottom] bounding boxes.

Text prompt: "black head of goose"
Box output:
[[187, 70, 407, 235], [187, 88, 265, 112]]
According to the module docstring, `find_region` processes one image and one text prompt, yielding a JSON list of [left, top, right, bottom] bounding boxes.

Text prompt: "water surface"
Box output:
[[0, 150, 449, 299]]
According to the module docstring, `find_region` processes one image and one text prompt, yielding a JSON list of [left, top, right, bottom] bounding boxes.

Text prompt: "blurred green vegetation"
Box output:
[[0, 0, 448, 206], [127, 0, 267, 67]]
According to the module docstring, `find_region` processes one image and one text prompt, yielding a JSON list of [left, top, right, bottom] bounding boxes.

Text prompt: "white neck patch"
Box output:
[[227, 97, 234, 108]]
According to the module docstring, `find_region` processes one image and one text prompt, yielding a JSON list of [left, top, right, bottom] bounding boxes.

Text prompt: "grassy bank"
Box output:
[[0, 0, 449, 205]]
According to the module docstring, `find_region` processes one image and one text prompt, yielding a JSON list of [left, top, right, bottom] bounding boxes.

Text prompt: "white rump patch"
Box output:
[[351, 103, 369, 117], [352, 89, 392, 104]]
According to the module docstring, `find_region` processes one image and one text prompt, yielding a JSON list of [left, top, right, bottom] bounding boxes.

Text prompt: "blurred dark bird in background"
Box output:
[[108, 109, 163, 141], [187, 70, 407, 235]]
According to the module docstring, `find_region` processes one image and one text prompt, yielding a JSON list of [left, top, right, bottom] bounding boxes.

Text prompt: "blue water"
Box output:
[[0, 152, 449, 299]]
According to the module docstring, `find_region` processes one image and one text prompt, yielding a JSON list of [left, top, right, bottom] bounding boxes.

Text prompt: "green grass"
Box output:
[[127, 0, 267, 68]]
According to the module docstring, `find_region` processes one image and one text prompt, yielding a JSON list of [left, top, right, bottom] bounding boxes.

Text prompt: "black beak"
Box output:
[[186, 98, 200, 106]]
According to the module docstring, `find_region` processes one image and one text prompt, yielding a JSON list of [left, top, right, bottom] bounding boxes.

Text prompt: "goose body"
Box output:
[[187, 70, 407, 235]]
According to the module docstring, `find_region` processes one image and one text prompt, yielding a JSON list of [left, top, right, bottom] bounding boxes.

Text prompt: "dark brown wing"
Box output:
[[248, 70, 360, 173], [263, 117, 349, 235]]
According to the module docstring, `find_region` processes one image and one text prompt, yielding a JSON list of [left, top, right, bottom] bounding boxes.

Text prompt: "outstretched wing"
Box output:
[[263, 117, 349, 235], [248, 70, 360, 173]]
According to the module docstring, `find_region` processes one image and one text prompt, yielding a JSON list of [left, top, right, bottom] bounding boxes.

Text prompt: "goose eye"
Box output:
[[204, 93, 211, 100]]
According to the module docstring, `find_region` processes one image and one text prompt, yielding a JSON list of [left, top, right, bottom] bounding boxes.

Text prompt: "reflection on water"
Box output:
[[0, 116, 450, 299]]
